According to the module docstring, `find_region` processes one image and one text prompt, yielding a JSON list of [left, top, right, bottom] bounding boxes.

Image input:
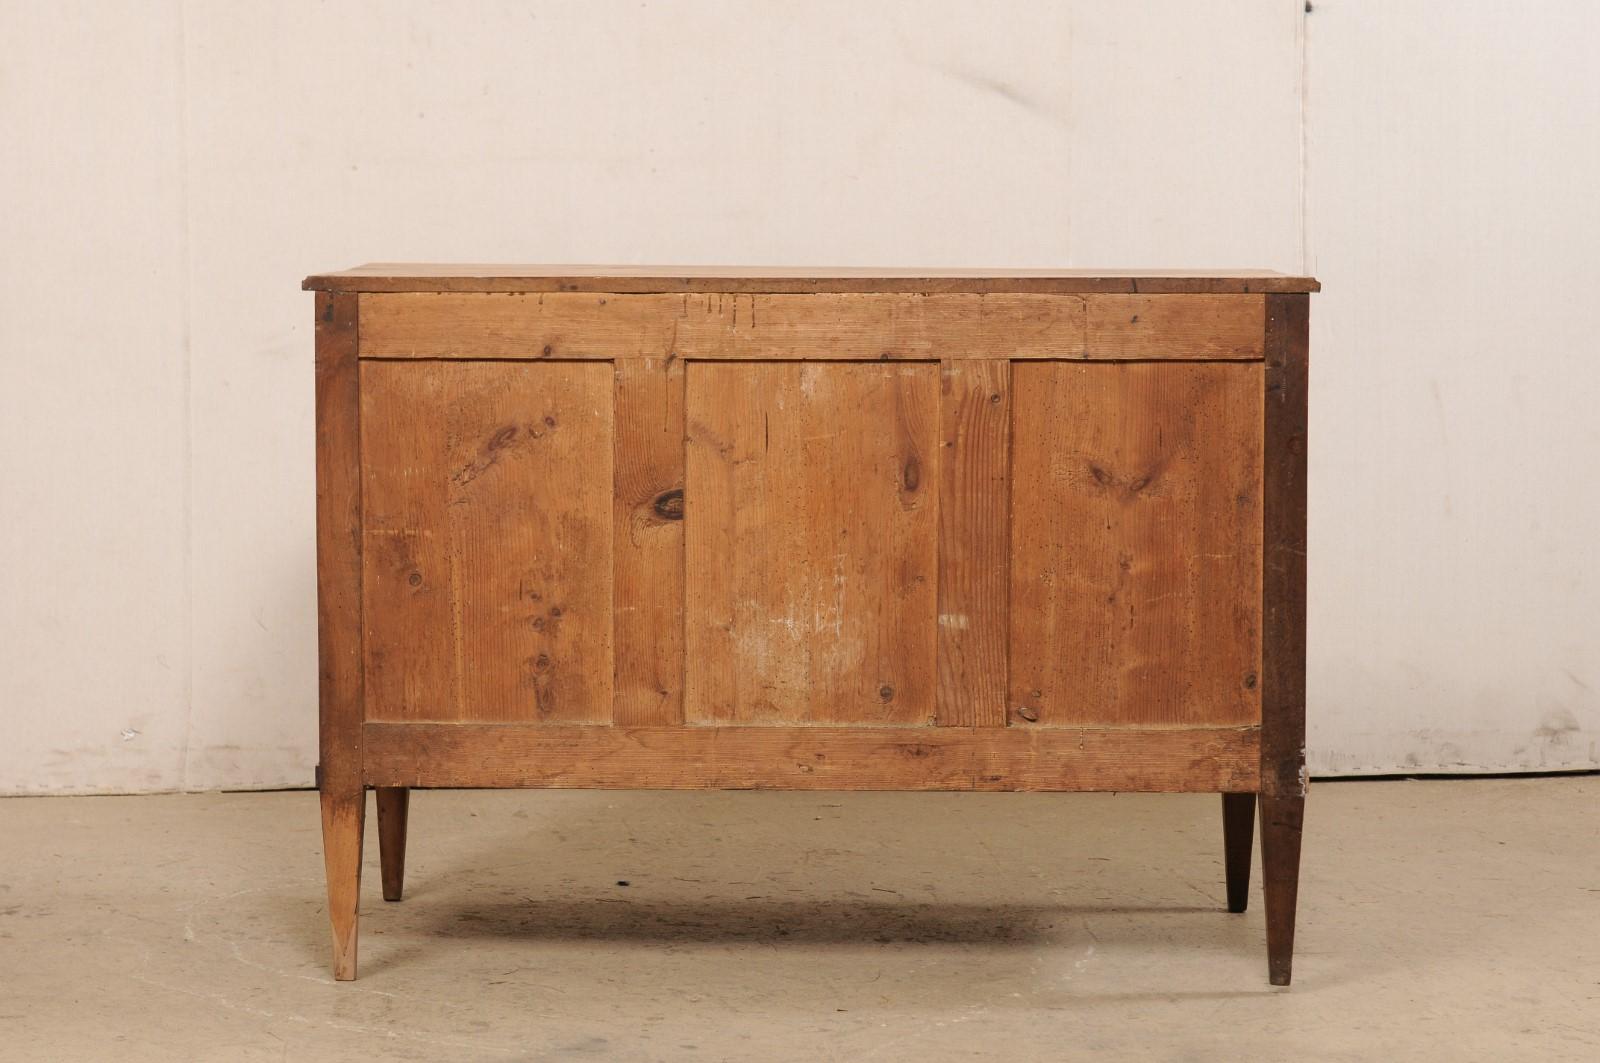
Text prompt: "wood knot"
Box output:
[[878, 684, 895, 702], [652, 488, 685, 521], [902, 457, 921, 492], [1015, 706, 1040, 723]]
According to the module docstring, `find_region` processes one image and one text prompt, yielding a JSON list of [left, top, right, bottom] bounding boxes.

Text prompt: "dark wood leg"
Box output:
[[320, 786, 365, 981], [376, 787, 410, 902], [1221, 792, 1255, 913], [1260, 791, 1304, 986]]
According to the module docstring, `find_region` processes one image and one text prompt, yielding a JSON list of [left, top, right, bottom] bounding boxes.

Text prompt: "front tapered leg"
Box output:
[[376, 787, 410, 902], [320, 786, 365, 980], [1221, 792, 1256, 913], [1260, 791, 1305, 986]]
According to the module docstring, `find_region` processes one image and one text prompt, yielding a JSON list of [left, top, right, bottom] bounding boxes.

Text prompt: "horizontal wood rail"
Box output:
[[362, 723, 1261, 793], [357, 292, 1267, 362]]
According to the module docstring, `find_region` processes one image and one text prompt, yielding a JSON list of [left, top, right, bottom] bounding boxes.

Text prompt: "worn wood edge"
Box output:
[[355, 292, 1268, 361], [305, 266, 1320, 294], [315, 291, 364, 794], [1261, 293, 1309, 799], [361, 723, 1261, 792]]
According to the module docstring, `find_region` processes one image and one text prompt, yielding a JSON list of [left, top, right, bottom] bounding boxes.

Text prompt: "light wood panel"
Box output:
[[356, 292, 1264, 361], [363, 723, 1261, 793], [1009, 361, 1264, 727], [360, 361, 614, 722], [936, 360, 1010, 726], [684, 362, 940, 725], [613, 357, 686, 725], [306, 263, 1319, 294]]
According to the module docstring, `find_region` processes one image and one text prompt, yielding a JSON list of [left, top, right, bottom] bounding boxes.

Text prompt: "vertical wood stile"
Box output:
[[613, 356, 687, 725], [935, 359, 1011, 726], [1261, 292, 1309, 986], [314, 290, 365, 980]]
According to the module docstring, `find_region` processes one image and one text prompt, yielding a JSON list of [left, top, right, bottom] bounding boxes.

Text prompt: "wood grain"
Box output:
[[613, 357, 686, 725], [356, 292, 1263, 361], [935, 360, 1010, 726], [363, 723, 1261, 793], [1086, 294, 1265, 359], [315, 291, 364, 790], [313, 290, 364, 981], [318, 789, 364, 980], [307, 264, 1319, 294], [360, 360, 614, 723], [1009, 361, 1264, 727], [684, 362, 939, 725]]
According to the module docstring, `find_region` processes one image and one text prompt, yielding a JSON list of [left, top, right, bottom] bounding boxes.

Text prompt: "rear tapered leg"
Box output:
[[376, 787, 410, 902], [1221, 792, 1256, 913], [1260, 791, 1305, 986], [320, 786, 365, 980]]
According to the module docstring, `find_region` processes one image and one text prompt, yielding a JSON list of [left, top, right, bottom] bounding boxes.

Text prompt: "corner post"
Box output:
[[1261, 292, 1309, 986], [315, 290, 365, 979]]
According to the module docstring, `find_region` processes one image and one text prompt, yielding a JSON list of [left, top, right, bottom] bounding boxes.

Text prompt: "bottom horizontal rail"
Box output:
[[362, 723, 1260, 793]]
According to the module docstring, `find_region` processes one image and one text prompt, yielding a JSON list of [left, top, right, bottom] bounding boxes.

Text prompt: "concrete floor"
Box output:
[[1, 778, 1596, 1062]]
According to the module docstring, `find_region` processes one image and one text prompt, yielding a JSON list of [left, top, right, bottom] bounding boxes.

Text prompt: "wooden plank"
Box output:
[[313, 289, 364, 981], [613, 356, 686, 725], [1009, 361, 1264, 727], [358, 362, 454, 721], [935, 360, 1010, 726], [1260, 292, 1309, 984], [1086, 294, 1265, 359], [356, 292, 1265, 362], [306, 263, 1320, 295], [360, 360, 615, 722], [684, 362, 940, 725], [363, 723, 1261, 793]]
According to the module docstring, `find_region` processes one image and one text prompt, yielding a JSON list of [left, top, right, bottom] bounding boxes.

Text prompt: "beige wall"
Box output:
[[2, 0, 1594, 793]]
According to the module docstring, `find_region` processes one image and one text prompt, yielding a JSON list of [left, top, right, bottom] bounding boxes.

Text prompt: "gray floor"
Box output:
[[2, 778, 1596, 1061]]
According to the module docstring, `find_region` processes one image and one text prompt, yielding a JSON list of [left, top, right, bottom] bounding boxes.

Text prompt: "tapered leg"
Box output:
[[1260, 791, 1305, 986], [1221, 792, 1256, 914], [376, 787, 410, 902], [320, 786, 365, 981]]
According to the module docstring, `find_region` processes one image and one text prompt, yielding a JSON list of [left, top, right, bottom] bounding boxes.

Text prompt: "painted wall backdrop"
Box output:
[[2, 0, 1596, 793]]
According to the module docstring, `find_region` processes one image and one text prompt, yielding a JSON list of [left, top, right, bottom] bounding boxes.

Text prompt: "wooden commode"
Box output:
[[304, 265, 1317, 984]]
